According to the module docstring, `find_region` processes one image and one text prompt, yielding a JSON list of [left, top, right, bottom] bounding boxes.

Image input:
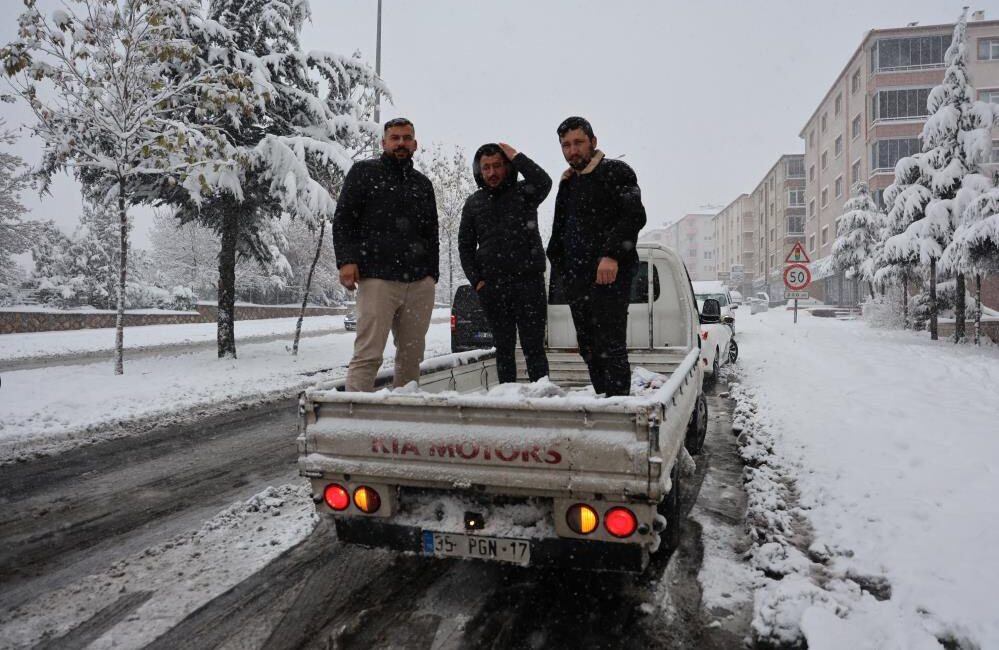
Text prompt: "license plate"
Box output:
[[473, 332, 493, 342], [422, 531, 530, 565]]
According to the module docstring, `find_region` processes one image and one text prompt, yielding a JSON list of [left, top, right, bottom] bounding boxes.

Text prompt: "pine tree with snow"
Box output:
[[944, 183, 999, 344], [879, 158, 930, 328], [831, 183, 883, 300], [1, 0, 253, 373], [152, 0, 386, 358], [418, 144, 475, 304]]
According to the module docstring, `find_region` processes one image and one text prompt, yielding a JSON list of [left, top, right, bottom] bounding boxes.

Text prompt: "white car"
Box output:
[[696, 296, 736, 387], [750, 292, 770, 314], [692, 281, 738, 334]]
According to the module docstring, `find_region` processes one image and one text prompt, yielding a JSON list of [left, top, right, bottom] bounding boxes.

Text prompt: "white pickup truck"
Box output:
[[297, 243, 712, 573]]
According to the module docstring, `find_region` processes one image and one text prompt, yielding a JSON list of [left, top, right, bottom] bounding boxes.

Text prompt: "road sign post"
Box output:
[[783, 248, 812, 324]]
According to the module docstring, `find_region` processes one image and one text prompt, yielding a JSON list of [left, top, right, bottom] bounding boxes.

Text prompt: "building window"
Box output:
[[808, 199, 815, 217], [980, 38, 999, 61], [874, 189, 886, 209], [809, 164, 815, 181], [835, 175, 843, 198], [787, 215, 805, 234], [821, 187, 828, 207], [770, 254, 775, 268], [688, 248, 697, 257], [852, 159, 862, 183], [871, 138, 922, 172], [821, 112, 828, 132], [980, 89, 999, 104], [704, 251, 713, 260], [785, 158, 805, 178], [821, 226, 829, 246], [821, 150, 828, 170], [870, 35, 949, 72], [809, 234, 816, 252], [770, 228, 775, 242], [852, 114, 862, 139], [851, 69, 861, 93], [834, 135, 843, 157], [834, 93, 842, 115], [872, 88, 933, 121], [788, 188, 805, 206]]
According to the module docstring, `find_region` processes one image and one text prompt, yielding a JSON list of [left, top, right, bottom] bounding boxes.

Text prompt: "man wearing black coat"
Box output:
[[332, 117, 439, 392], [547, 117, 647, 397], [458, 142, 552, 383]]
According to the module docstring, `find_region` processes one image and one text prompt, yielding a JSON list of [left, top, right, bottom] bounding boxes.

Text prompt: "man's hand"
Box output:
[[595, 257, 618, 285], [339, 263, 359, 290], [498, 142, 518, 160], [476, 280, 486, 291]]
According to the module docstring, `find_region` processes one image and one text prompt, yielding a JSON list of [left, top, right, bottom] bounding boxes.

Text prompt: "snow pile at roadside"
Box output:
[[0, 322, 453, 463], [0, 483, 317, 650], [732, 309, 999, 649]]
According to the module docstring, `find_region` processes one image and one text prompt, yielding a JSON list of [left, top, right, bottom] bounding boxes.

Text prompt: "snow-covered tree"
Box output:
[[0, 122, 35, 295], [148, 209, 220, 299], [153, 0, 386, 358], [879, 158, 930, 328], [831, 183, 883, 300], [1, 0, 251, 373], [418, 143, 474, 303], [944, 183, 999, 344]]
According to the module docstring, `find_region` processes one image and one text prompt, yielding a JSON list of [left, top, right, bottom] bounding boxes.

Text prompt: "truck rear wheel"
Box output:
[[685, 393, 708, 455]]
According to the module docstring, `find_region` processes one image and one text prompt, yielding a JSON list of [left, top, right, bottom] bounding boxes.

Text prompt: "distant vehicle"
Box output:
[[450, 285, 493, 352], [750, 292, 770, 314], [344, 312, 357, 331], [729, 290, 744, 306]]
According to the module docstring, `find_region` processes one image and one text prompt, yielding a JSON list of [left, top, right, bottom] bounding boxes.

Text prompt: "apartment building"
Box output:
[[751, 155, 807, 300], [640, 214, 716, 280], [712, 195, 755, 295], [799, 11, 999, 304]]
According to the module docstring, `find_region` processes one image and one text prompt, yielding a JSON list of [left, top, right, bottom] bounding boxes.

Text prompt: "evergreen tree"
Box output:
[[0, 122, 35, 294], [418, 144, 474, 303], [153, 0, 385, 358], [831, 183, 883, 300], [879, 158, 930, 328]]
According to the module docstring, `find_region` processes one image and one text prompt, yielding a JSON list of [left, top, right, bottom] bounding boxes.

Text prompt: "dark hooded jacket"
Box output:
[[546, 151, 647, 291], [458, 146, 552, 287], [331, 153, 439, 283]]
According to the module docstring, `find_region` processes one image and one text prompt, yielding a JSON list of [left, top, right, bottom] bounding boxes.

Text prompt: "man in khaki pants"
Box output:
[[332, 117, 439, 391]]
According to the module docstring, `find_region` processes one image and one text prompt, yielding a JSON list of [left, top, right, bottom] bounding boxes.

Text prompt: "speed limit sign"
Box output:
[[783, 263, 812, 291]]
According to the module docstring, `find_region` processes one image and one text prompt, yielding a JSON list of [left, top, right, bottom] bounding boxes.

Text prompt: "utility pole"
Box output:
[[374, 0, 382, 124]]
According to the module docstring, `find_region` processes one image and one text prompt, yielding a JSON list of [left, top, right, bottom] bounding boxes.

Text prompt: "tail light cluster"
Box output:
[[565, 502, 638, 538], [450, 314, 457, 331], [323, 483, 382, 514]]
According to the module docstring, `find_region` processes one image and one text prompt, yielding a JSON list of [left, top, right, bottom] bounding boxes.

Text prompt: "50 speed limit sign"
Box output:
[[783, 263, 812, 291]]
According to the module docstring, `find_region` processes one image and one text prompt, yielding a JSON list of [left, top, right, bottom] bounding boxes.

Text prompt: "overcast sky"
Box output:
[[0, 0, 977, 251]]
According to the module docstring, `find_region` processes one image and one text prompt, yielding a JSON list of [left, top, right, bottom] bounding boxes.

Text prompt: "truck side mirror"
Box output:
[[700, 298, 721, 324]]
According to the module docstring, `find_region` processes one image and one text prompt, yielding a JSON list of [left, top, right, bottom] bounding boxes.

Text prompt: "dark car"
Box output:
[[451, 284, 493, 352], [344, 312, 357, 331]]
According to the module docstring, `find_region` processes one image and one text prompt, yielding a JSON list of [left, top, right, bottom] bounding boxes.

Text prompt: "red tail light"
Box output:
[[353, 486, 381, 514], [604, 507, 637, 538], [323, 484, 350, 511], [701, 330, 709, 341], [450, 314, 456, 331]]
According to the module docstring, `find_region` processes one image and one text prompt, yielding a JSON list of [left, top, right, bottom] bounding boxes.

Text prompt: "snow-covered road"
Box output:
[[734, 307, 999, 648]]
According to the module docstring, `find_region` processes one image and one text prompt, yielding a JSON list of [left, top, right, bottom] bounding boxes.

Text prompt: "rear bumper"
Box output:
[[333, 516, 649, 573]]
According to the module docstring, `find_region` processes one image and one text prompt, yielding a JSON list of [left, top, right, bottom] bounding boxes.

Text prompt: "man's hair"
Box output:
[[383, 117, 414, 133], [477, 143, 506, 160], [557, 116, 595, 139]]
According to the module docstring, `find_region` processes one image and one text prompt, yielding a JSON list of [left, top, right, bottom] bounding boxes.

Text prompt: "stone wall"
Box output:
[[1, 304, 349, 335]]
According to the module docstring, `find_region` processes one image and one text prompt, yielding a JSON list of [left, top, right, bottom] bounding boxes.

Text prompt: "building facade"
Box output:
[[712, 195, 755, 295], [640, 213, 717, 281], [751, 155, 807, 300], [799, 13, 999, 304]]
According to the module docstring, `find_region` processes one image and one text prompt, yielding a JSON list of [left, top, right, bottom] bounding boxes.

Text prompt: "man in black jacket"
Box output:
[[547, 117, 647, 397], [458, 143, 552, 383], [332, 117, 439, 392]]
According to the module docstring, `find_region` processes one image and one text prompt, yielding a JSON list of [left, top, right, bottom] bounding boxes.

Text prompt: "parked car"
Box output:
[[730, 290, 744, 306], [698, 297, 735, 387], [750, 292, 770, 314], [692, 280, 737, 334], [451, 284, 493, 352], [344, 312, 357, 331]]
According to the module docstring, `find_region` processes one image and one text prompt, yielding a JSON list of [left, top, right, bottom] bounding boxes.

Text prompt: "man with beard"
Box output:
[[547, 117, 647, 397], [332, 117, 439, 392], [458, 142, 552, 384]]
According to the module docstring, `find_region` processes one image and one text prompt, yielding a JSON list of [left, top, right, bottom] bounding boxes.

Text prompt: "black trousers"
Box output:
[[478, 275, 550, 383], [565, 266, 634, 397]]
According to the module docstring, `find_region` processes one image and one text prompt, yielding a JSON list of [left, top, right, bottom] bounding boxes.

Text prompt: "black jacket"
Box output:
[[332, 153, 439, 283], [458, 148, 552, 287], [547, 151, 647, 287]]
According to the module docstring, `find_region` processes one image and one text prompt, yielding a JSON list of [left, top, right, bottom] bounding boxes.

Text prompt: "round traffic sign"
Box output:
[[783, 263, 811, 291]]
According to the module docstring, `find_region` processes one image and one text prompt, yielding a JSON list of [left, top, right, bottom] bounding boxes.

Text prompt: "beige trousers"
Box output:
[[345, 276, 436, 392]]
